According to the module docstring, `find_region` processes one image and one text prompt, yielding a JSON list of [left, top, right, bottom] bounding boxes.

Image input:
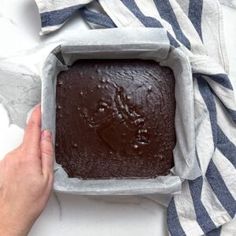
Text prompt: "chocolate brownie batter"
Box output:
[[55, 60, 176, 179]]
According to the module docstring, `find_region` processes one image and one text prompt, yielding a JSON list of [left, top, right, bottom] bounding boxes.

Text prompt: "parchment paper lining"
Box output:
[[41, 28, 201, 195]]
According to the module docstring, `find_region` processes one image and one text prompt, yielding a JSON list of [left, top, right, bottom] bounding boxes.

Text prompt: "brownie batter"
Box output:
[[55, 60, 176, 179]]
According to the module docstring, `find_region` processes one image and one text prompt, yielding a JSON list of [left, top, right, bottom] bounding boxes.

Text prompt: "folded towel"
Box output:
[[35, 0, 236, 235]]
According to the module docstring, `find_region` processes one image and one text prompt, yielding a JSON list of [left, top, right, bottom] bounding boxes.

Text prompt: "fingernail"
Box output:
[[35, 103, 41, 108], [26, 104, 41, 124], [41, 130, 52, 139]]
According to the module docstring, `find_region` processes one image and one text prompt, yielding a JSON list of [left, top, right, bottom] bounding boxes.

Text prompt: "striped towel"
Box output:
[[35, 0, 236, 235]]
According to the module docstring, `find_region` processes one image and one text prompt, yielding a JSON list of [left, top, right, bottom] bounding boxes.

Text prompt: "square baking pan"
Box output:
[[41, 28, 199, 195]]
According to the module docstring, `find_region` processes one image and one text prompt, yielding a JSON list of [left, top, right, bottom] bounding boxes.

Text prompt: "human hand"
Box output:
[[0, 105, 54, 236]]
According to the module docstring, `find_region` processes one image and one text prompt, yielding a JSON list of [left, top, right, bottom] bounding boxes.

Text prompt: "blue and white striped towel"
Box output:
[[34, 0, 236, 235]]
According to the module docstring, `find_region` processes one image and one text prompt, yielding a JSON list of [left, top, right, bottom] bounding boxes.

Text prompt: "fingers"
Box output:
[[20, 105, 54, 178], [22, 104, 41, 157], [41, 130, 54, 177]]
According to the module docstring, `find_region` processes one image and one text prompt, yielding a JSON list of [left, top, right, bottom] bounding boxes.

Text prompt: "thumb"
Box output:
[[41, 130, 54, 177]]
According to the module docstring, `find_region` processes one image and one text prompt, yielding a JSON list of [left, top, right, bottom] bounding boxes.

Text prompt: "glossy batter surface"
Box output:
[[55, 60, 176, 179]]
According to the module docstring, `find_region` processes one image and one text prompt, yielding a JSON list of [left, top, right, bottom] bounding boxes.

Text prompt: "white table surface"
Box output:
[[0, 1, 235, 235]]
